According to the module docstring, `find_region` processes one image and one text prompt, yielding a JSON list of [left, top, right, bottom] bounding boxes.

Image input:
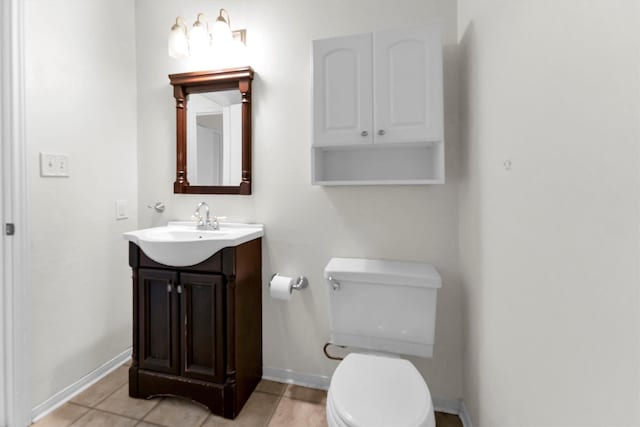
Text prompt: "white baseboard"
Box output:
[[433, 397, 461, 414], [262, 367, 330, 390], [459, 399, 473, 427], [433, 397, 473, 427], [31, 348, 132, 423]]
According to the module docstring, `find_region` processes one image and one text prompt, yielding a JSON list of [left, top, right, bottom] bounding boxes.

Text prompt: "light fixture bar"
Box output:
[[169, 7, 247, 59], [232, 29, 246, 44]]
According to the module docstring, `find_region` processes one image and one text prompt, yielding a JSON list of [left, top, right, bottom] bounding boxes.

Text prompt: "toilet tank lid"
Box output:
[[324, 258, 442, 288]]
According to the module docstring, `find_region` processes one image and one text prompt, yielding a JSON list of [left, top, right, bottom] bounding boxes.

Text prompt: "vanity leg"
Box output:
[[129, 366, 139, 397]]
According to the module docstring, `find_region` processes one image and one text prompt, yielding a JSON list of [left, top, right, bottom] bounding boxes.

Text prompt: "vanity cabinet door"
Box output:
[[138, 269, 180, 375], [313, 33, 373, 146], [373, 28, 443, 144], [180, 273, 225, 383]]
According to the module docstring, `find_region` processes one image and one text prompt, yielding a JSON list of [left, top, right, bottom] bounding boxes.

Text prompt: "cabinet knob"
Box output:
[[167, 284, 172, 293], [377, 129, 386, 136], [360, 131, 369, 137]]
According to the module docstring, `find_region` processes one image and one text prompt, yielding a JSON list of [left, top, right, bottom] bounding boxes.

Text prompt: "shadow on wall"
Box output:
[[261, 232, 333, 372], [318, 40, 461, 266], [457, 20, 484, 427], [45, 324, 130, 405]]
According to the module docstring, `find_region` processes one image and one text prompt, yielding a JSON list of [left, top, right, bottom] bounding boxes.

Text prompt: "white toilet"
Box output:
[[324, 258, 442, 427]]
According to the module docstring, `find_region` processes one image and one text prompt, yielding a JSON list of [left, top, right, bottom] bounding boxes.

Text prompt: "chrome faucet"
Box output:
[[193, 202, 219, 230]]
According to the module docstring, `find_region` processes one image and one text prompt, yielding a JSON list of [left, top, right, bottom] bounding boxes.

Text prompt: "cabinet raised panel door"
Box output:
[[180, 273, 225, 383], [138, 269, 180, 375], [374, 28, 443, 144], [313, 33, 373, 146]]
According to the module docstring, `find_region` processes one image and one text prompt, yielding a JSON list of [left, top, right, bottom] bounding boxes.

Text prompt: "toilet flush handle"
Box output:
[[328, 276, 340, 290]]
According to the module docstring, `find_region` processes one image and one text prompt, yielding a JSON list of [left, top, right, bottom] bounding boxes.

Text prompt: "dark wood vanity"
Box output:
[[128, 238, 262, 419]]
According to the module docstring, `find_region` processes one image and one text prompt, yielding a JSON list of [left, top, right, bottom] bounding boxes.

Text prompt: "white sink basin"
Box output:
[[123, 221, 264, 267]]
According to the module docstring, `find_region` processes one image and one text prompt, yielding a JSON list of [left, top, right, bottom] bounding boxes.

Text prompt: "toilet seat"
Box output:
[[326, 391, 349, 427], [327, 353, 435, 427]]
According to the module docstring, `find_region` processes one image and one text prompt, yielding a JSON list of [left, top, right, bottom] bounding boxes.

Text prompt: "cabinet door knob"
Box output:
[[167, 284, 172, 293], [377, 129, 386, 136], [360, 131, 369, 137], [176, 285, 182, 294]]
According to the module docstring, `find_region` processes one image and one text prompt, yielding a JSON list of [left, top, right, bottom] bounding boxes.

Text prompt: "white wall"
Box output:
[[458, 1, 640, 425], [135, 0, 463, 401], [25, 0, 138, 408]]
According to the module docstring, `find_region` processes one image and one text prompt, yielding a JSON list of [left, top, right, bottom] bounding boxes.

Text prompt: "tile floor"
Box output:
[[32, 362, 463, 427]]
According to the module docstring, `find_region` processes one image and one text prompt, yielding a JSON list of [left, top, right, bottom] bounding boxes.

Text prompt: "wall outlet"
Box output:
[[40, 152, 69, 177], [115, 200, 128, 220]]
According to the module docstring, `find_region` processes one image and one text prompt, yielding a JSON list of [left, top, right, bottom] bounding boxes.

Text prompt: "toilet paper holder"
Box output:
[[270, 273, 309, 291]]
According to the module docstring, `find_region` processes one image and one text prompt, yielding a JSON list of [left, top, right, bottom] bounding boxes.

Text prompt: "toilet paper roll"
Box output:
[[270, 275, 294, 301]]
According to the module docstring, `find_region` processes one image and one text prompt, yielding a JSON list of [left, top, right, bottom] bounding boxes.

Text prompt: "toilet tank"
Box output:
[[324, 258, 442, 358]]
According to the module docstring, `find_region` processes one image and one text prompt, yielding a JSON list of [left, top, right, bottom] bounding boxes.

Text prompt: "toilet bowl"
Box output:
[[326, 353, 435, 427]]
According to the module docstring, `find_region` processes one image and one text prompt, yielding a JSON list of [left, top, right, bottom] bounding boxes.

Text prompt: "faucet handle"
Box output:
[[191, 212, 204, 226], [211, 216, 227, 230]]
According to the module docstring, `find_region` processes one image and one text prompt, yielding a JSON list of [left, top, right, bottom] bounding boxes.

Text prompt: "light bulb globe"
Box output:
[[189, 22, 210, 57]]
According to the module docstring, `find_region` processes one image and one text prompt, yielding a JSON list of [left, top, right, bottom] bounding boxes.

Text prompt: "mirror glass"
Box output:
[[187, 90, 242, 186]]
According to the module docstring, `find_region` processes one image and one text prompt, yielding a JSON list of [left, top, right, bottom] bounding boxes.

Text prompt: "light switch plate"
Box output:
[[115, 200, 128, 220], [40, 152, 69, 177]]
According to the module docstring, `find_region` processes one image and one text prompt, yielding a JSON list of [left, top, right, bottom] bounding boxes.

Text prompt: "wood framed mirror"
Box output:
[[169, 67, 254, 195]]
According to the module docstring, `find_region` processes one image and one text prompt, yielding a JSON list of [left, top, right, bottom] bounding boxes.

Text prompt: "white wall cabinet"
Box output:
[[312, 27, 444, 185]]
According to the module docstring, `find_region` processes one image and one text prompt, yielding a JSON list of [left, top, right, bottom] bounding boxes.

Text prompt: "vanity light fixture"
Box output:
[[168, 8, 247, 59]]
